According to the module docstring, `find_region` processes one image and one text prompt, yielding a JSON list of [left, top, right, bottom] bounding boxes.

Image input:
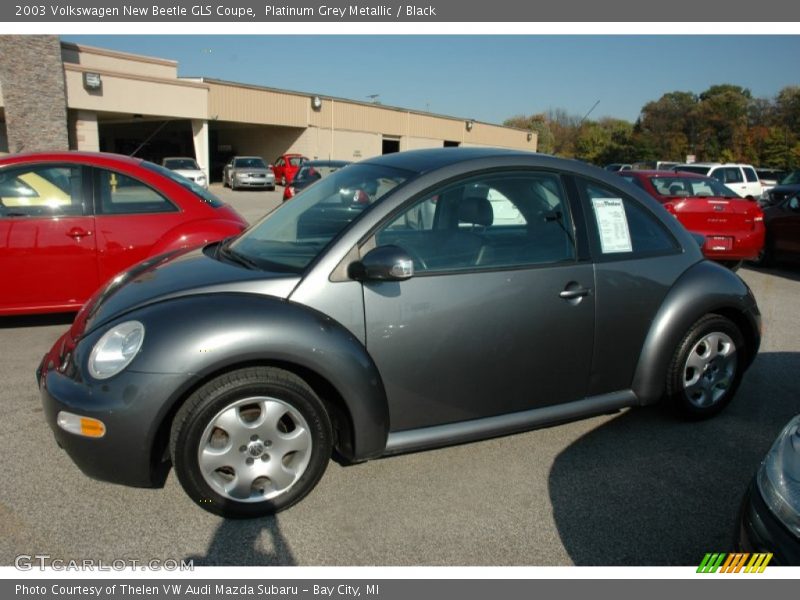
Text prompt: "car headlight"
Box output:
[[88, 321, 145, 380], [757, 415, 800, 536]]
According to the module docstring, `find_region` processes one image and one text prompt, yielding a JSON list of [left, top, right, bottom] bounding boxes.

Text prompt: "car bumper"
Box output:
[[38, 333, 195, 489], [700, 229, 766, 261], [233, 176, 275, 188], [738, 480, 800, 566]]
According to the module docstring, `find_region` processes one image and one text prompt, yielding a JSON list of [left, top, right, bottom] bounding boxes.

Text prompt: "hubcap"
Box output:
[[197, 396, 312, 502], [682, 332, 737, 408]]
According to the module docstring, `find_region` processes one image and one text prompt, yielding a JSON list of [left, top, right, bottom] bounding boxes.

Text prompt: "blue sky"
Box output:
[[64, 35, 800, 125]]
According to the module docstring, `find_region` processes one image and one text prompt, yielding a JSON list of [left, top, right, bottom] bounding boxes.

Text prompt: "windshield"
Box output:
[[163, 158, 199, 170], [143, 162, 224, 207], [234, 157, 267, 169], [294, 162, 349, 184], [675, 165, 710, 175], [228, 163, 412, 272], [779, 170, 800, 185], [649, 176, 737, 198]]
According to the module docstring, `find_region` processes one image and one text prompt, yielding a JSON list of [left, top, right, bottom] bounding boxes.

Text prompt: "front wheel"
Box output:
[[170, 367, 332, 517], [665, 314, 745, 419]]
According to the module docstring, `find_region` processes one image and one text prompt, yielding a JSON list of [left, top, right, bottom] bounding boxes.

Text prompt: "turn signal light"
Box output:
[[57, 411, 106, 438]]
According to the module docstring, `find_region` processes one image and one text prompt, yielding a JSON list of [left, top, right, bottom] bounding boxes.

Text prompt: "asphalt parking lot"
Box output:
[[1, 183, 798, 566]]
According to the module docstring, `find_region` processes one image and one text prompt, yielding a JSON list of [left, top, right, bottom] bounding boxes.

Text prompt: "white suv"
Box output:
[[673, 163, 762, 199]]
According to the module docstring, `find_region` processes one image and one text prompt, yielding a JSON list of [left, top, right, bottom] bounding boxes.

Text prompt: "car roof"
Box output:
[[303, 160, 351, 167], [361, 147, 552, 174], [627, 170, 707, 178], [0, 151, 144, 167]]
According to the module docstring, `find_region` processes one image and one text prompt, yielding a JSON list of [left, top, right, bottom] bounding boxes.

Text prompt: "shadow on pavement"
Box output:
[[0, 312, 75, 329], [742, 264, 800, 282], [188, 516, 296, 566], [549, 351, 800, 565]]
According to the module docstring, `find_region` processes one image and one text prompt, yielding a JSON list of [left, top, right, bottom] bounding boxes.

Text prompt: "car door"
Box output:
[[574, 177, 687, 396], [92, 167, 186, 285], [360, 170, 595, 432], [771, 196, 800, 258], [712, 166, 748, 198], [0, 163, 98, 313], [273, 157, 285, 182]]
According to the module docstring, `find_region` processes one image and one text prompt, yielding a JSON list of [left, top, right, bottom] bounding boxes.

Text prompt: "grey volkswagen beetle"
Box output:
[[38, 148, 761, 518]]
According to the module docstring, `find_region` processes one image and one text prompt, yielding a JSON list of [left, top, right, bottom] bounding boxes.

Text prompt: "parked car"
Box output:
[[751, 193, 800, 267], [604, 163, 633, 172], [738, 414, 800, 565], [272, 153, 307, 186], [223, 156, 275, 190], [760, 170, 800, 207], [673, 163, 762, 200], [161, 157, 208, 189], [38, 148, 761, 518], [283, 160, 350, 201], [0, 151, 248, 316], [755, 168, 789, 201], [619, 170, 765, 268]]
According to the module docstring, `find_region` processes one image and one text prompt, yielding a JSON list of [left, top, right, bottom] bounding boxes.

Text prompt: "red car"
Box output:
[[620, 170, 765, 268], [271, 153, 307, 186], [0, 152, 248, 316]]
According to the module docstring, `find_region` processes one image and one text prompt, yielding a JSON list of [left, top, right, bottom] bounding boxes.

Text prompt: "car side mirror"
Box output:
[[349, 245, 414, 282]]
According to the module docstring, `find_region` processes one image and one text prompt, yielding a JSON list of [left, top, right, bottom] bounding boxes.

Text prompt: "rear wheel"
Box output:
[[666, 314, 745, 419], [170, 367, 332, 517]]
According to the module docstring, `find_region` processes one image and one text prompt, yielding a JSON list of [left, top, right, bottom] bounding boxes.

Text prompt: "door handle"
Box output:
[[67, 227, 92, 240], [559, 286, 591, 300]]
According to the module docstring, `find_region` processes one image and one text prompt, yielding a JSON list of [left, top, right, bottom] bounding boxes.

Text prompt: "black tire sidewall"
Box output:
[[667, 315, 746, 420], [171, 368, 332, 518]]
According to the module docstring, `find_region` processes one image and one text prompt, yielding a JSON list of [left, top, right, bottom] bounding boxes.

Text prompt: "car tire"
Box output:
[[751, 240, 774, 268], [665, 314, 745, 420], [170, 366, 332, 518], [717, 260, 743, 271]]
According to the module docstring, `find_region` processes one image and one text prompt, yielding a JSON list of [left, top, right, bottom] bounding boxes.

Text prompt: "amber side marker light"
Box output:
[[57, 411, 106, 438]]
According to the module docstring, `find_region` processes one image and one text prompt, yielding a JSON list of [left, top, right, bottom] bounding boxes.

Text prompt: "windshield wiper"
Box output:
[[218, 242, 261, 270]]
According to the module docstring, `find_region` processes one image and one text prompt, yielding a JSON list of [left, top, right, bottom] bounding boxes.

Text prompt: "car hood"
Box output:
[[232, 167, 272, 175], [71, 244, 301, 337], [173, 168, 205, 178]]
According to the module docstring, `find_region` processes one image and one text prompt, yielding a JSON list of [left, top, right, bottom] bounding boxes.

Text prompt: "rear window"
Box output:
[[143, 162, 223, 208], [744, 167, 759, 183], [677, 165, 711, 176]]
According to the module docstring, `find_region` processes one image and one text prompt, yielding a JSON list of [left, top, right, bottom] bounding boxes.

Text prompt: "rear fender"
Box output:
[[632, 261, 761, 404]]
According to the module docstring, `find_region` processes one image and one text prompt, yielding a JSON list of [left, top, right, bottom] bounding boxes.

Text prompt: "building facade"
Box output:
[[0, 39, 537, 181]]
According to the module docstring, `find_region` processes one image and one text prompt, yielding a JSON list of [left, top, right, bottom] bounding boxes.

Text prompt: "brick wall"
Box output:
[[0, 35, 69, 153]]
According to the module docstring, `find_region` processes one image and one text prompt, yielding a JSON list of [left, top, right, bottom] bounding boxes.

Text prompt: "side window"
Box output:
[[580, 179, 678, 257], [374, 171, 576, 273], [724, 167, 743, 184], [97, 170, 178, 215], [744, 167, 759, 183], [0, 165, 85, 217]]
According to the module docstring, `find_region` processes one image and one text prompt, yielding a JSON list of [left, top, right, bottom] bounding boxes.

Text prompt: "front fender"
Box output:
[[87, 293, 389, 461], [632, 261, 761, 404], [148, 219, 246, 257]]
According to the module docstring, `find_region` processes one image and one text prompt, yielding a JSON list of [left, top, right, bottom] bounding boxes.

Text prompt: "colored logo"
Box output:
[[697, 553, 773, 573]]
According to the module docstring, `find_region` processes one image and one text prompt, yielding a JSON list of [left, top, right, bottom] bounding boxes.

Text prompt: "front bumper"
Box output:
[[738, 480, 800, 565], [233, 174, 275, 188], [38, 332, 195, 488]]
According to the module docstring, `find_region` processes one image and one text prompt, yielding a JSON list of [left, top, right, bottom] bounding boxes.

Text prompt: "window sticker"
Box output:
[[591, 198, 633, 253]]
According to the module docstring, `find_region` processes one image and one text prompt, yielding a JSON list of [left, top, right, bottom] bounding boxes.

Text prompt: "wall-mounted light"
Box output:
[[527, 132, 533, 142], [83, 72, 102, 91], [465, 119, 474, 132], [311, 96, 322, 111]]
